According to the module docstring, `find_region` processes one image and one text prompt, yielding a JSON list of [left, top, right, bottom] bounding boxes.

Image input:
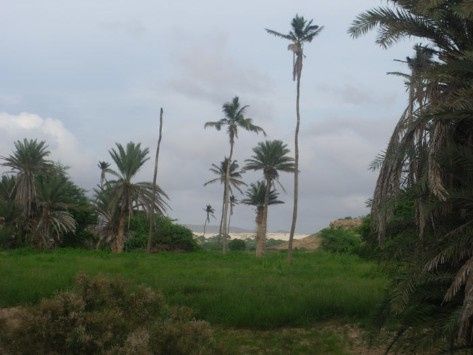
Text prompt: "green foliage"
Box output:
[[0, 249, 386, 329], [320, 228, 362, 255], [0, 274, 214, 354], [228, 238, 246, 251], [125, 213, 198, 252]]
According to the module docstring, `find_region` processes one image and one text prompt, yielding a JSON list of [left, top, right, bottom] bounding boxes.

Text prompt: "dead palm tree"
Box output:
[[105, 142, 168, 252], [205, 97, 265, 253], [2, 139, 52, 217], [202, 204, 215, 237], [204, 158, 246, 248], [266, 15, 323, 262], [245, 140, 295, 256], [242, 182, 284, 253], [97, 161, 111, 187]]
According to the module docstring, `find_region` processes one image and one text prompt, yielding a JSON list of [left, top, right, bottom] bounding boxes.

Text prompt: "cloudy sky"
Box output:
[[0, 0, 414, 233]]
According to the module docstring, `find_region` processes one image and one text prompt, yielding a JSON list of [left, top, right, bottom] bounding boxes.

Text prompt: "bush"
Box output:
[[320, 228, 362, 254], [125, 213, 198, 252], [228, 239, 246, 251], [0, 274, 214, 354]]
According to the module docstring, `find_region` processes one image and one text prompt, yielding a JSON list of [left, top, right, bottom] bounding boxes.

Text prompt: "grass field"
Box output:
[[0, 249, 386, 330]]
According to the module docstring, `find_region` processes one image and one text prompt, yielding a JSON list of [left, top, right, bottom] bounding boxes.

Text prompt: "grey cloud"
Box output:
[[99, 19, 147, 38], [167, 34, 274, 105], [317, 83, 398, 106]]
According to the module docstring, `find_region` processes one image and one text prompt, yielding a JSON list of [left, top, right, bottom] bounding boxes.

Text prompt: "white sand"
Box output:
[[195, 231, 309, 241]]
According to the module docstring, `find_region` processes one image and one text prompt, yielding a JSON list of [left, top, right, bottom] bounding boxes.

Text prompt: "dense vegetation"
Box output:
[[350, 0, 473, 352]]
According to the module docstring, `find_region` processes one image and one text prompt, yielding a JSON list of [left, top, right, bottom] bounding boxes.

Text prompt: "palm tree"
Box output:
[[204, 158, 247, 249], [242, 182, 284, 253], [105, 142, 168, 253], [2, 139, 52, 216], [97, 161, 111, 187], [349, 1, 473, 350], [33, 175, 77, 249], [202, 204, 215, 237], [245, 140, 295, 256], [266, 15, 323, 262], [205, 96, 265, 252]]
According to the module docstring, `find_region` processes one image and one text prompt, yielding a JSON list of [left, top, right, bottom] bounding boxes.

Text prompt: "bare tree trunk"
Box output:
[[221, 141, 234, 254], [203, 218, 208, 237], [255, 206, 265, 256], [115, 209, 126, 253], [147, 108, 164, 252], [288, 73, 301, 263]]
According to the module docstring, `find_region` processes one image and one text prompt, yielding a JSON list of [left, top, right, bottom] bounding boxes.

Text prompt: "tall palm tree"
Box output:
[[205, 96, 265, 252], [106, 142, 168, 253], [204, 157, 247, 249], [202, 204, 215, 237], [97, 161, 111, 187], [242, 182, 284, 254], [245, 140, 295, 256], [34, 175, 77, 249], [2, 139, 52, 216], [266, 15, 323, 262]]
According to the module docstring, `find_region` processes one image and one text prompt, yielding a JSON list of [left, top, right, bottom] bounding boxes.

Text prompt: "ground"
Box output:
[[0, 249, 387, 353]]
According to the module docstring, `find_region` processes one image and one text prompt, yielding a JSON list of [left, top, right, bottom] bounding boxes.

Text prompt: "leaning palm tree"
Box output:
[[205, 97, 265, 252], [105, 142, 168, 253], [2, 139, 52, 216], [204, 158, 247, 249], [266, 15, 323, 262], [97, 161, 111, 187], [202, 204, 215, 237], [242, 182, 284, 253], [245, 140, 295, 256], [34, 175, 77, 249]]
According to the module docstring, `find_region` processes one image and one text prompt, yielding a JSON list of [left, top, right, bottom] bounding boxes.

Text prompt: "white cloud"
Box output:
[[0, 112, 94, 187]]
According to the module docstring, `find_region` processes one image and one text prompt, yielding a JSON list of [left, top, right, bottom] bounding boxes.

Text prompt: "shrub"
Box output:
[[0, 274, 214, 354], [228, 239, 246, 251], [320, 228, 362, 254], [125, 213, 198, 252]]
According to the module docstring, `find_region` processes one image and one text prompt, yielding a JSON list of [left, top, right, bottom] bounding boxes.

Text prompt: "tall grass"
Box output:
[[0, 249, 386, 329]]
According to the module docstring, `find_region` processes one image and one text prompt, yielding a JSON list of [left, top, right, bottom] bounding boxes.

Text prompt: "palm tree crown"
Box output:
[[241, 182, 284, 207], [204, 204, 215, 223], [1, 139, 52, 216], [204, 159, 246, 194], [204, 96, 266, 144], [98, 161, 111, 187], [245, 140, 295, 183], [266, 15, 323, 81]]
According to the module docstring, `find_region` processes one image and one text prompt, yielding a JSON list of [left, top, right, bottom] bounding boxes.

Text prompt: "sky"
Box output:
[[0, 0, 415, 233]]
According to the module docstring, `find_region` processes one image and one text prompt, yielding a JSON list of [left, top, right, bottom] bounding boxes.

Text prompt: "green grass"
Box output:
[[0, 249, 386, 329]]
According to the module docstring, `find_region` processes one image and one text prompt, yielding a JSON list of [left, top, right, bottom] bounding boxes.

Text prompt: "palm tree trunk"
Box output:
[[218, 186, 226, 246], [147, 108, 164, 252], [100, 172, 105, 188], [255, 206, 264, 256], [203, 218, 208, 237], [227, 205, 233, 238], [288, 72, 301, 263], [221, 140, 234, 254], [115, 209, 126, 253], [257, 178, 272, 257]]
